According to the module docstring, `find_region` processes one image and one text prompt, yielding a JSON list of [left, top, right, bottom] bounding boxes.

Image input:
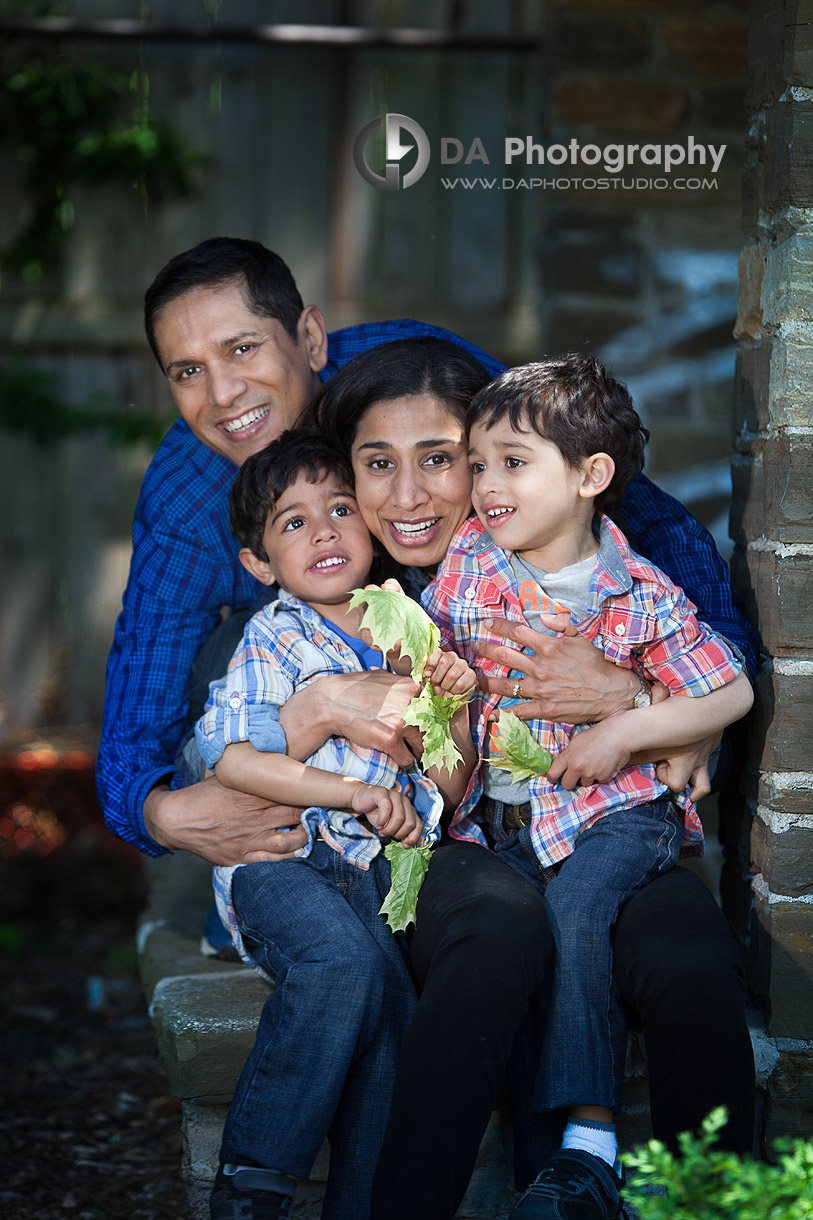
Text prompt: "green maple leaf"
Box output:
[[402, 683, 468, 775], [349, 586, 439, 680], [488, 711, 552, 782], [379, 841, 433, 932]]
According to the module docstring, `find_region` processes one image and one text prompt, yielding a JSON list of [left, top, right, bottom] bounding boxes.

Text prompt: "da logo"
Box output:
[[353, 114, 430, 190]]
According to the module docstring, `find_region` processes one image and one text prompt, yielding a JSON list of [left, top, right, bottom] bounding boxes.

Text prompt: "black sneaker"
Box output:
[[210, 1164, 296, 1220], [509, 1149, 624, 1220]]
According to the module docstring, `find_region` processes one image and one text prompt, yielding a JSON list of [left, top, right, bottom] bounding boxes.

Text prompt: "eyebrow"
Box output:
[[271, 488, 356, 522], [355, 437, 461, 452], [469, 438, 535, 453], [164, 330, 263, 374]]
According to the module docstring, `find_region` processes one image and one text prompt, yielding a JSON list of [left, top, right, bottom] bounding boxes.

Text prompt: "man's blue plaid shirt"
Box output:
[[97, 318, 759, 856]]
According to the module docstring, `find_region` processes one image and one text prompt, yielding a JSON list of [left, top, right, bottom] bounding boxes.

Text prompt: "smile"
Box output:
[[486, 507, 516, 521], [223, 405, 270, 434], [311, 555, 347, 571], [390, 518, 440, 537]]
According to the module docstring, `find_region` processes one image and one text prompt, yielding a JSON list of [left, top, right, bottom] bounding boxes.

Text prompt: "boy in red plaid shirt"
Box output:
[[421, 355, 753, 1220]]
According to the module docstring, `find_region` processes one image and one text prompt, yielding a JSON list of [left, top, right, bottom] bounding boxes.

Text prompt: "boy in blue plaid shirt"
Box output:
[[194, 428, 475, 1220]]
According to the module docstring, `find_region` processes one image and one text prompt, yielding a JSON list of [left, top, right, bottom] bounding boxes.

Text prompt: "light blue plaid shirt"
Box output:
[[196, 590, 444, 968]]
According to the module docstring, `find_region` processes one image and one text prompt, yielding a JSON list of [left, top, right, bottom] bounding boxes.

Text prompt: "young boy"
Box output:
[[195, 429, 475, 1220], [421, 355, 753, 1220]]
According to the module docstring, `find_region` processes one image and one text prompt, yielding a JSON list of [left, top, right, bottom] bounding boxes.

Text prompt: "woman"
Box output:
[[292, 337, 756, 1220]]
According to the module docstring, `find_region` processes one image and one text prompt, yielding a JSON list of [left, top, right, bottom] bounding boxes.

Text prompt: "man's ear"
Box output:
[[298, 305, 329, 374], [578, 453, 615, 501], [238, 546, 277, 587]]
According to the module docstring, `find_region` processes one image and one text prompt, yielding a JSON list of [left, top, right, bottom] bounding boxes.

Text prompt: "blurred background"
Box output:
[[0, 0, 749, 751]]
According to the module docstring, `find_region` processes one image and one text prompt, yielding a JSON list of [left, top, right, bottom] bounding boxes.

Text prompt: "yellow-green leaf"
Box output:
[[379, 841, 433, 932], [487, 710, 552, 782]]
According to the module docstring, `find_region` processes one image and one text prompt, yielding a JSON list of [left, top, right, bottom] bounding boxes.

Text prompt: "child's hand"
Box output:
[[351, 783, 423, 846], [424, 648, 477, 699], [546, 718, 632, 790]]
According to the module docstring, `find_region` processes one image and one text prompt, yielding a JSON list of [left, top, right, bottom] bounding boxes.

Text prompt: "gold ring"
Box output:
[[512, 681, 522, 699]]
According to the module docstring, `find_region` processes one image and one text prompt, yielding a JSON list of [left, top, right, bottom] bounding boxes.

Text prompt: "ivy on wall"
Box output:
[[0, 4, 206, 280]]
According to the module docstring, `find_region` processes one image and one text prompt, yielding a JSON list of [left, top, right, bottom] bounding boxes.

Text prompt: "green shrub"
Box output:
[[624, 1108, 813, 1219]]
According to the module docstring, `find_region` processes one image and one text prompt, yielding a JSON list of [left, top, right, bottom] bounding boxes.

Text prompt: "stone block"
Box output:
[[759, 770, 813, 816], [745, 0, 789, 109], [751, 808, 813, 897], [746, 547, 813, 654], [762, 227, 813, 332], [734, 244, 769, 342], [551, 15, 650, 70], [730, 451, 765, 547], [753, 887, 813, 1040], [733, 341, 772, 437], [662, 20, 748, 78], [759, 103, 813, 212], [753, 666, 813, 772], [767, 335, 813, 429], [554, 79, 689, 131], [149, 969, 271, 1103], [764, 1045, 813, 1144], [762, 434, 813, 543]]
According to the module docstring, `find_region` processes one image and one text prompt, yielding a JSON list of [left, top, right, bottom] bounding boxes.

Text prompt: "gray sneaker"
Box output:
[[509, 1149, 624, 1220], [210, 1164, 296, 1220]]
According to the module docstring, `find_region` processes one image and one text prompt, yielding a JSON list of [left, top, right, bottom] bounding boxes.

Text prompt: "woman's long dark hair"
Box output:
[[305, 337, 493, 464]]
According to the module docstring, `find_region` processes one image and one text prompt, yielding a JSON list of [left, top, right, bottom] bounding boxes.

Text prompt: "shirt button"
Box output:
[[228, 693, 242, 710], [614, 623, 625, 636], [464, 588, 476, 599]]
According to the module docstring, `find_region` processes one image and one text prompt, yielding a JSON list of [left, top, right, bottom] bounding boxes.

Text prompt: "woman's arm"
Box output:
[[545, 672, 753, 790]]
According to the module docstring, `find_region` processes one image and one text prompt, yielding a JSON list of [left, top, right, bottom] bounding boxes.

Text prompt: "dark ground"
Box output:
[[0, 746, 191, 1220]]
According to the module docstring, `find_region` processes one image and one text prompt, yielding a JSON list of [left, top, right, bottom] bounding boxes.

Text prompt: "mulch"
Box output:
[[0, 746, 191, 1220]]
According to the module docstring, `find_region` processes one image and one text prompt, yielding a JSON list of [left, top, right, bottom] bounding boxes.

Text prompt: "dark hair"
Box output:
[[230, 429, 355, 561], [467, 354, 649, 515], [306, 337, 492, 461], [144, 237, 304, 367]]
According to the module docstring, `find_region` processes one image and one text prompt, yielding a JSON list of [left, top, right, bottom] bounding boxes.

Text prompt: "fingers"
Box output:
[[381, 577, 407, 596], [425, 649, 477, 697], [535, 611, 579, 637], [359, 787, 422, 843], [688, 765, 711, 803]]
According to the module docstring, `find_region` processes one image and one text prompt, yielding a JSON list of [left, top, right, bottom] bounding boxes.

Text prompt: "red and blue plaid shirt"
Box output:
[[422, 515, 744, 867]]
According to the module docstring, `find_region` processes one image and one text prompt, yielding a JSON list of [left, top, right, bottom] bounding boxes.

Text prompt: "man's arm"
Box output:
[[619, 474, 760, 675]]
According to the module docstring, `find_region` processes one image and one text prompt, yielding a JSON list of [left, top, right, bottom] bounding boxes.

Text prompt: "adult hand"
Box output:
[[143, 776, 309, 865], [474, 613, 641, 725], [279, 670, 423, 768]]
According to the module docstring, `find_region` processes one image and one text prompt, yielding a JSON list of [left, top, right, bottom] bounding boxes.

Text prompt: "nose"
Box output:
[[207, 361, 246, 410], [311, 514, 339, 545], [473, 465, 500, 498], [390, 464, 430, 512]]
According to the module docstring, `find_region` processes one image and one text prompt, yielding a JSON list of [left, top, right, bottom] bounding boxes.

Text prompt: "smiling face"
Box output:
[[243, 471, 375, 623], [350, 394, 474, 570], [153, 279, 328, 465], [468, 417, 602, 571]]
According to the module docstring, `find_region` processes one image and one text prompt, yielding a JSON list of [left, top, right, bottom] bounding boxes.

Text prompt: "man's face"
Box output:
[[153, 279, 328, 465]]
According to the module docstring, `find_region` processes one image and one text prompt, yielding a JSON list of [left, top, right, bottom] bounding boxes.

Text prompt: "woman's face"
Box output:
[[351, 393, 473, 569]]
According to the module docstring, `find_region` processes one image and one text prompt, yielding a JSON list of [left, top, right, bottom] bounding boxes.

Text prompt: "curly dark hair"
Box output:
[[230, 429, 355, 561], [466, 353, 649, 516]]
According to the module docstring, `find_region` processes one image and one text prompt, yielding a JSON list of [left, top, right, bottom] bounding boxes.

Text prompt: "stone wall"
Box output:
[[732, 0, 813, 1147]]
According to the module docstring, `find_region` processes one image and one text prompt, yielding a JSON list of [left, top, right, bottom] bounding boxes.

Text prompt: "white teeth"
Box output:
[[314, 556, 346, 569], [488, 507, 513, 518], [223, 405, 269, 433], [392, 519, 439, 535]]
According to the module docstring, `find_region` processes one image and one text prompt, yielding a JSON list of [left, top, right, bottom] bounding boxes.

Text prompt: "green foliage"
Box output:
[[0, 357, 168, 447], [402, 682, 468, 774], [0, 44, 204, 279], [625, 1108, 813, 1220], [487, 710, 551, 781], [348, 585, 440, 681], [378, 842, 433, 933]]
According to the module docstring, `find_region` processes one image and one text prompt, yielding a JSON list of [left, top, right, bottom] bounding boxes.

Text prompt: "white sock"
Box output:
[[561, 1119, 618, 1168]]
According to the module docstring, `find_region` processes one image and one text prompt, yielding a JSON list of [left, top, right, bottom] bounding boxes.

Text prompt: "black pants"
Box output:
[[371, 840, 754, 1220]]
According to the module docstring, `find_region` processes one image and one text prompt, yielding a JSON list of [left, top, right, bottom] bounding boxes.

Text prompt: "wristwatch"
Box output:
[[633, 675, 652, 709]]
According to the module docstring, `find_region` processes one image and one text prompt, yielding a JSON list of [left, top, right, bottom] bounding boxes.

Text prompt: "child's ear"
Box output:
[[238, 546, 277, 587], [578, 453, 615, 500]]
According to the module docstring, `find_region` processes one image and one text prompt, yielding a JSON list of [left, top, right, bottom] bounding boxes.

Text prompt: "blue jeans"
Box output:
[[492, 798, 684, 1112], [222, 843, 417, 1220]]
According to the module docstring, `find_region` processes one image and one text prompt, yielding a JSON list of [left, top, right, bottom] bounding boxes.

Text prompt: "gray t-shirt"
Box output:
[[483, 546, 599, 805]]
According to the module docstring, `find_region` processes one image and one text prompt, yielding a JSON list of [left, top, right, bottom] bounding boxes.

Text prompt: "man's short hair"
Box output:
[[144, 237, 305, 367], [230, 429, 355, 561], [467, 354, 650, 516]]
